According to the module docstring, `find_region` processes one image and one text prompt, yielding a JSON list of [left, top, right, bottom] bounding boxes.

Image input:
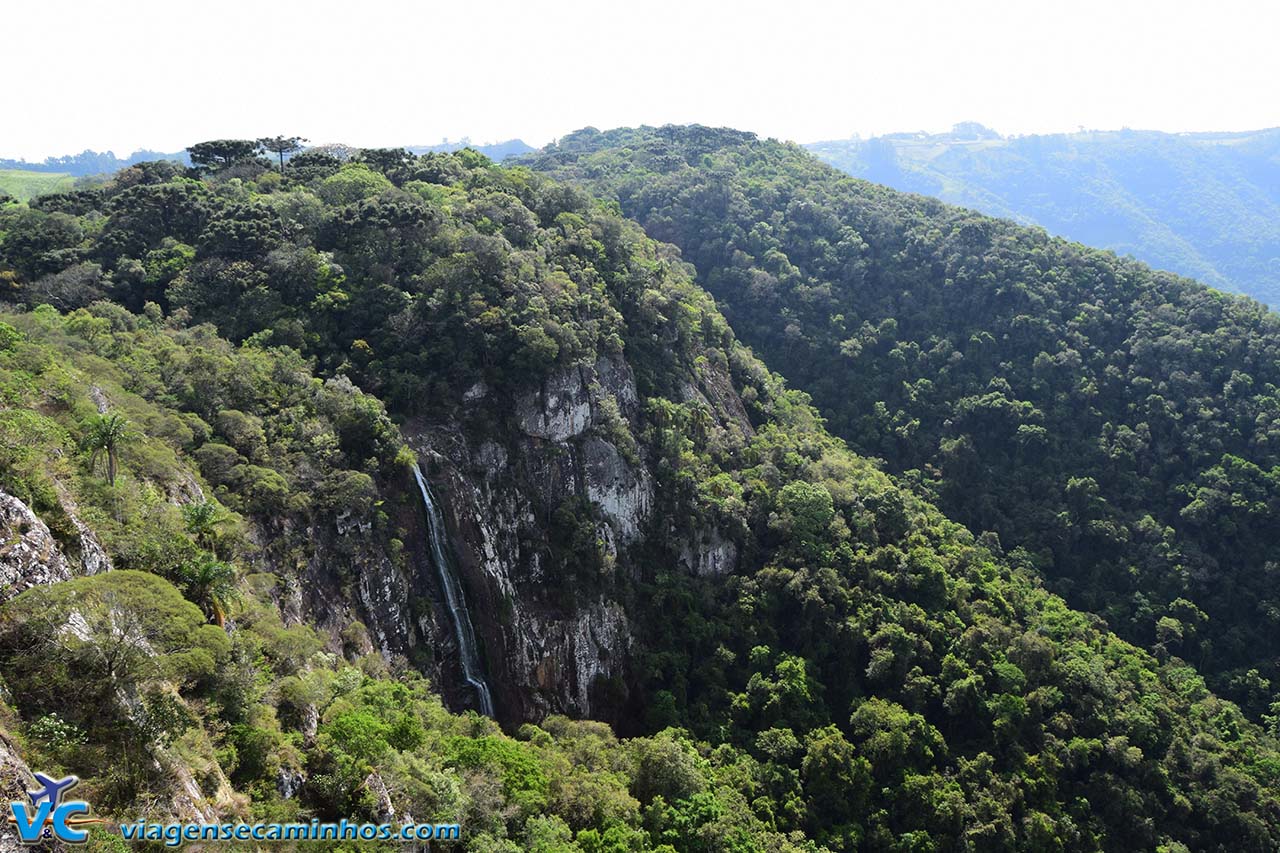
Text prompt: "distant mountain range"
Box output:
[[806, 124, 1280, 305], [0, 149, 189, 176], [406, 139, 534, 161]]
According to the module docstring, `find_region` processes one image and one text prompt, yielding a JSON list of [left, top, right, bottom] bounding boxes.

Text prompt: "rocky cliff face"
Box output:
[[0, 728, 67, 853], [250, 514, 433, 668], [0, 349, 741, 739], [0, 490, 77, 844], [395, 355, 647, 725], [390, 350, 749, 727], [51, 484, 112, 577], [0, 486, 236, 830], [0, 489, 72, 603]]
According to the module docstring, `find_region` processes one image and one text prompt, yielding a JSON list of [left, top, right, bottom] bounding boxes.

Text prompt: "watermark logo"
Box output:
[[7, 772, 102, 845], [7, 771, 462, 847]]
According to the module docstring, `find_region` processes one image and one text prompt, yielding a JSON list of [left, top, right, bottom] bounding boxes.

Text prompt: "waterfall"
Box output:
[[411, 463, 495, 717]]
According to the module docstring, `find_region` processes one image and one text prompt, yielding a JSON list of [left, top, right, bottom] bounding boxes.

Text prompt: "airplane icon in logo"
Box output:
[[27, 773, 78, 808], [7, 770, 101, 844]]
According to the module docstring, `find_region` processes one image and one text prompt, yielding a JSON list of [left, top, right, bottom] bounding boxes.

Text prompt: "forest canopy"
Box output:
[[524, 125, 1280, 723]]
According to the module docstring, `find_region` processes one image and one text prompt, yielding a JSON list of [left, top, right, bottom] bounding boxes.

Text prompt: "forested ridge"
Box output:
[[0, 137, 1277, 850], [805, 126, 1280, 305], [524, 125, 1280, 722]]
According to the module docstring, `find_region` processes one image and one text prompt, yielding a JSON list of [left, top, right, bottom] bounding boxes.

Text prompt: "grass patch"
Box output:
[[0, 169, 75, 201]]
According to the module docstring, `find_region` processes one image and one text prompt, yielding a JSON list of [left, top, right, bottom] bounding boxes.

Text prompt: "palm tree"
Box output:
[[181, 501, 229, 553], [179, 556, 239, 627], [85, 412, 129, 486]]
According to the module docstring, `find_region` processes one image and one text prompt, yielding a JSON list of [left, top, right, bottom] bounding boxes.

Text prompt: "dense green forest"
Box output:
[[805, 125, 1280, 305], [524, 125, 1280, 722], [1, 137, 1279, 850]]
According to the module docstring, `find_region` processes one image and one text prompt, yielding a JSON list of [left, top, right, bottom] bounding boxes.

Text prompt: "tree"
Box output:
[[28, 262, 107, 311], [772, 481, 835, 562], [316, 164, 393, 206], [286, 149, 343, 181], [178, 555, 239, 626], [0, 571, 230, 714], [354, 147, 413, 177], [195, 203, 282, 260], [100, 182, 213, 265], [85, 412, 129, 485], [258, 136, 307, 173], [628, 730, 707, 805], [181, 500, 230, 553], [0, 208, 84, 279], [187, 139, 260, 173], [801, 726, 871, 837]]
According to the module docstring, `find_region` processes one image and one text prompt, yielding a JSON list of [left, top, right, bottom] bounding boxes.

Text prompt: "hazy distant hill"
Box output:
[[0, 148, 188, 177], [807, 125, 1280, 305], [406, 138, 534, 161]]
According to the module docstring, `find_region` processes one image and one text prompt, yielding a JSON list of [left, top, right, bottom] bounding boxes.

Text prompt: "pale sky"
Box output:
[[4, 0, 1278, 160]]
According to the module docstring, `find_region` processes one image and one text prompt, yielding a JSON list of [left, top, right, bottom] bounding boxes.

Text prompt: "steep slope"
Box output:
[[806, 125, 1280, 305], [525, 125, 1280, 719], [0, 307, 813, 851], [2, 148, 1280, 848]]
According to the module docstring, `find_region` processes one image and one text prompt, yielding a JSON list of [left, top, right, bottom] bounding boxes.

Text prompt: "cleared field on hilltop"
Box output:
[[0, 169, 75, 201]]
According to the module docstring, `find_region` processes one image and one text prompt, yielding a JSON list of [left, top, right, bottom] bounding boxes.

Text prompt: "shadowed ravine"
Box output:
[[411, 463, 495, 717]]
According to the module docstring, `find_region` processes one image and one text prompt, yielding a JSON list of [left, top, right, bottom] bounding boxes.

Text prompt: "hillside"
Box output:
[[805, 125, 1280, 305], [524, 125, 1280, 721], [0, 305, 823, 850], [1, 143, 1279, 849]]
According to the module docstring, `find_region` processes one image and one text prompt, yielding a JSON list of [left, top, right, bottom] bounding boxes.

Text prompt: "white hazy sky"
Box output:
[[5, 0, 1278, 160]]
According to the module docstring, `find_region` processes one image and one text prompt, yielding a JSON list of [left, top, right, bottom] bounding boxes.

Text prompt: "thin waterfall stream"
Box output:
[[412, 463, 495, 717]]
